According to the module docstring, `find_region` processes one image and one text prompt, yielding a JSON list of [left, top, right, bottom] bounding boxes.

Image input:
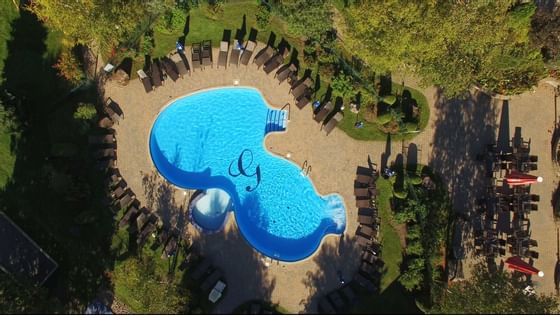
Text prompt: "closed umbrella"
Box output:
[[505, 171, 543, 186], [505, 256, 544, 277]]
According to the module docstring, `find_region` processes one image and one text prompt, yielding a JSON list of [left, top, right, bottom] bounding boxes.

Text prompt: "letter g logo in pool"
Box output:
[[228, 149, 261, 192]]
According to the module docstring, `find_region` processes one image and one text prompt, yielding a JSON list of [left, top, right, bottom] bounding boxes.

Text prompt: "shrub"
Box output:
[[376, 112, 393, 125], [393, 188, 408, 199], [381, 94, 397, 105], [408, 175, 422, 185], [256, 5, 271, 30], [53, 49, 84, 86], [155, 7, 186, 34], [140, 34, 154, 56], [74, 102, 97, 133], [404, 122, 418, 132], [331, 74, 354, 99]]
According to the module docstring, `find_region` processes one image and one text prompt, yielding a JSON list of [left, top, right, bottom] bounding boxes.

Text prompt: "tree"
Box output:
[[431, 263, 559, 314], [28, 0, 175, 52], [0, 273, 62, 313], [53, 48, 84, 86], [344, 1, 546, 96], [276, 0, 333, 44]]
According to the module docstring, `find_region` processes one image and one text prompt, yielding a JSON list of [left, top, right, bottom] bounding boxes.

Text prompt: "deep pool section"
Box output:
[[149, 87, 346, 261]]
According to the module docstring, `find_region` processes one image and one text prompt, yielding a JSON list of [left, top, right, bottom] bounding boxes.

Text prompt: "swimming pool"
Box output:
[[149, 87, 346, 262]]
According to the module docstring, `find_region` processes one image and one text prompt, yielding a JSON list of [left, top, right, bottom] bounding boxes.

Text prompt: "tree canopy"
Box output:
[[431, 262, 559, 314], [344, 0, 546, 96], [275, 0, 333, 44], [28, 0, 175, 51]]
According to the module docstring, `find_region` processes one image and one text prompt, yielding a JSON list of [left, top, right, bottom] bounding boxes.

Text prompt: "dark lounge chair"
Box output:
[[118, 204, 139, 228], [241, 40, 257, 65], [137, 69, 153, 93], [164, 236, 178, 257], [295, 92, 311, 109], [356, 233, 372, 247], [230, 39, 242, 67], [93, 148, 116, 160], [322, 112, 344, 135], [253, 46, 275, 68], [98, 117, 114, 129], [137, 222, 156, 246], [358, 214, 375, 225], [318, 296, 336, 314], [191, 42, 202, 71], [263, 46, 289, 74], [355, 174, 373, 185], [201, 269, 223, 291], [356, 198, 371, 208], [291, 77, 313, 99], [354, 187, 371, 197], [357, 225, 376, 239], [275, 63, 297, 84], [88, 134, 115, 145], [150, 60, 163, 87], [191, 258, 212, 281], [362, 250, 381, 265], [170, 51, 190, 77], [358, 207, 378, 217], [314, 101, 334, 123], [360, 261, 382, 279], [96, 156, 116, 170], [218, 40, 229, 68], [202, 40, 213, 68], [353, 272, 378, 293], [105, 98, 123, 123], [112, 190, 134, 212], [161, 57, 179, 82]]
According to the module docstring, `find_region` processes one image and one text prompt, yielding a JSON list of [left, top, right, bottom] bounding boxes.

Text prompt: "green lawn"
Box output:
[[353, 177, 421, 313], [337, 84, 430, 141]]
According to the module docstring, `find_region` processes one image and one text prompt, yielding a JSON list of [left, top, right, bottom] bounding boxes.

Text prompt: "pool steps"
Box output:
[[264, 109, 288, 133]]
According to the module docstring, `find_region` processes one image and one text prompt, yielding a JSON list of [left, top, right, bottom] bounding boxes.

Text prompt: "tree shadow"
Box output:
[[381, 134, 392, 170], [406, 143, 418, 172], [248, 27, 258, 42], [185, 224, 276, 313], [266, 31, 276, 48], [221, 29, 232, 42], [140, 170, 186, 231], [379, 74, 392, 96], [0, 9, 116, 311], [429, 88, 499, 257], [496, 100, 510, 153]]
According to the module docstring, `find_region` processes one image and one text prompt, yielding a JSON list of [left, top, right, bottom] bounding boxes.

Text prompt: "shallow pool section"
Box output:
[[150, 87, 346, 261], [190, 189, 231, 232]]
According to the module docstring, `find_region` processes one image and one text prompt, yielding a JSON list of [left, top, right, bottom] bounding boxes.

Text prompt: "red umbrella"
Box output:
[[505, 256, 544, 277], [504, 171, 543, 186]]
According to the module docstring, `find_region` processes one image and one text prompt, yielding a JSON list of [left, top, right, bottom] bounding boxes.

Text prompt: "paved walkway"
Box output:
[[105, 44, 560, 313]]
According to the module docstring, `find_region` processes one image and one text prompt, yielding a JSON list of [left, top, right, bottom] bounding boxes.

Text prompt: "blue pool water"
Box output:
[[149, 87, 346, 262], [190, 188, 231, 232]]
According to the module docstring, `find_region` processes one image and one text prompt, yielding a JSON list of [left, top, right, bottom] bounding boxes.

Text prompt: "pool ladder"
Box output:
[[301, 160, 312, 176]]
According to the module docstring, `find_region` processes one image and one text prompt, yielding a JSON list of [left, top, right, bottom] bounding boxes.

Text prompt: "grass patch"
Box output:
[[337, 84, 430, 141], [353, 177, 421, 313]]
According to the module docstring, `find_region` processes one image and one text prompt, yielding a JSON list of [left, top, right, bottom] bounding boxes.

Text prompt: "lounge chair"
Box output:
[[353, 272, 378, 293], [137, 69, 153, 93], [291, 77, 313, 99], [362, 250, 381, 265], [118, 205, 139, 228], [313, 101, 334, 123], [96, 156, 116, 170], [164, 236, 178, 257], [357, 214, 375, 226], [341, 285, 357, 303], [322, 112, 344, 135], [98, 117, 114, 128], [355, 174, 373, 185], [358, 207, 377, 217], [263, 46, 289, 74], [241, 40, 257, 65], [229, 39, 242, 67], [253, 46, 275, 68], [150, 60, 163, 87], [318, 296, 336, 314], [191, 258, 212, 281], [111, 185, 127, 199], [354, 187, 371, 197], [356, 198, 371, 208], [169, 51, 189, 77], [93, 148, 116, 160], [137, 222, 156, 246], [295, 92, 311, 109], [202, 40, 213, 68], [218, 40, 229, 68], [327, 291, 346, 310], [104, 170, 122, 188], [201, 269, 223, 291], [356, 225, 376, 239], [191, 42, 202, 71], [275, 63, 297, 84], [88, 134, 115, 145], [105, 98, 123, 123], [360, 262, 382, 279], [112, 190, 134, 212], [161, 57, 179, 81]]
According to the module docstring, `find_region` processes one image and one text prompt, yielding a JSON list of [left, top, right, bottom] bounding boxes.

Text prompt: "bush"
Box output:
[[74, 102, 97, 133], [404, 122, 418, 132], [140, 34, 154, 56], [53, 48, 84, 86], [377, 112, 393, 125], [381, 95, 397, 105], [408, 175, 422, 185], [331, 74, 354, 99], [155, 7, 186, 34], [256, 5, 271, 30], [393, 188, 408, 199]]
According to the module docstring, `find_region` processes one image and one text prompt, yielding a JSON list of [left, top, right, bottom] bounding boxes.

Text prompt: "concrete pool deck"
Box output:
[[105, 45, 560, 313]]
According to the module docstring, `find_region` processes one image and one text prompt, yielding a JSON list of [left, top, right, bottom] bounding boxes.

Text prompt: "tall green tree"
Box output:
[[28, 0, 175, 52], [275, 0, 333, 44], [431, 263, 559, 314], [344, 0, 546, 96]]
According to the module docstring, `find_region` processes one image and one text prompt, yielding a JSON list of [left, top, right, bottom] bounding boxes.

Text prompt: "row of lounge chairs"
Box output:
[[137, 51, 191, 93]]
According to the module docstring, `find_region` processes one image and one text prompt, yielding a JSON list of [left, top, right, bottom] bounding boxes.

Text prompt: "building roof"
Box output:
[[0, 212, 58, 285]]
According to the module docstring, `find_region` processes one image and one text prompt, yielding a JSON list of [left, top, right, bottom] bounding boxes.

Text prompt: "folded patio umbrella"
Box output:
[[504, 171, 543, 186], [505, 256, 544, 277]]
